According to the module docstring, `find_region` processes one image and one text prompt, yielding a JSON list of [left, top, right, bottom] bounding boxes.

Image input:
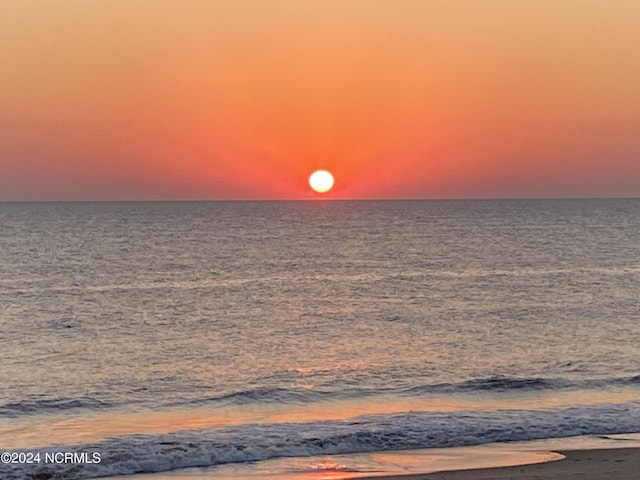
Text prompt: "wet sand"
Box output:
[[363, 447, 640, 480]]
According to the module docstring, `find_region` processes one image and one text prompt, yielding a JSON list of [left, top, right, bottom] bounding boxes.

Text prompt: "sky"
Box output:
[[1, 0, 639, 200]]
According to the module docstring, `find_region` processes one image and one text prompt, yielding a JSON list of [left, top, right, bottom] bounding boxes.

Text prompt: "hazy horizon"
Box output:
[[2, 195, 640, 204]]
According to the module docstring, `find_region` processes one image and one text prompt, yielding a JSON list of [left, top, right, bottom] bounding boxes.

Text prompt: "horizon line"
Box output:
[[1, 195, 639, 204]]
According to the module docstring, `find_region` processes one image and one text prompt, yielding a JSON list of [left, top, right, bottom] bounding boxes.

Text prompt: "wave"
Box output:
[[4, 401, 640, 479], [0, 396, 112, 416], [4, 374, 638, 417], [625, 374, 640, 384], [181, 375, 640, 407], [177, 386, 331, 406], [407, 374, 640, 395], [445, 376, 558, 391]]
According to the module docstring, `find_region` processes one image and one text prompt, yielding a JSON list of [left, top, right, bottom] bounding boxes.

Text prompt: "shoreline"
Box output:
[[359, 447, 639, 480], [98, 435, 640, 480]]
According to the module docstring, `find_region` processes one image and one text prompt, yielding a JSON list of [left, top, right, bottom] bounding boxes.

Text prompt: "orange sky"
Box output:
[[1, 0, 639, 200]]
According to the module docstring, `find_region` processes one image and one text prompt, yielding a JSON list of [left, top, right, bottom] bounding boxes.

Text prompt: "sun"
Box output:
[[309, 170, 335, 193]]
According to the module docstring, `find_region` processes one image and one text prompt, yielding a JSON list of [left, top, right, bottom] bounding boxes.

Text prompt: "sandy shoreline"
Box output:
[[360, 447, 640, 480]]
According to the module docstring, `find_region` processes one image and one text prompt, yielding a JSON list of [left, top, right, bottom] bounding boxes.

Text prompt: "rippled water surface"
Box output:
[[1, 199, 639, 479]]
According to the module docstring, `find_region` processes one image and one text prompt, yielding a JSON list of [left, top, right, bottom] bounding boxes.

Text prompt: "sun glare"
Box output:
[[309, 170, 335, 194]]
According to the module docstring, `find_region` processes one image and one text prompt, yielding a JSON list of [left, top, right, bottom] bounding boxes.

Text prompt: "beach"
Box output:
[[364, 448, 640, 480]]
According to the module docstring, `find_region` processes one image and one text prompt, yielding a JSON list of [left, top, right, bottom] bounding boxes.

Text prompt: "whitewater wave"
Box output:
[[4, 401, 640, 479]]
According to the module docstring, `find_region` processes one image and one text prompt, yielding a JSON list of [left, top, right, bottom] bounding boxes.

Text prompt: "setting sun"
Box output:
[[309, 170, 335, 194]]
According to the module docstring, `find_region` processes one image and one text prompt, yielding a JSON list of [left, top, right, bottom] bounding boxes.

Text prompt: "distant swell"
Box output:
[[3, 375, 638, 416], [4, 401, 640, 480], [406, 375, 640, 396], [0, 397, 112, 416], [168, 387, 332, 408], [212, 386, 328, 404], [625, 374, 640, 384], [453, 376, 556, 390], [407, 376, 565, 394], [174, 375, 640, 408]]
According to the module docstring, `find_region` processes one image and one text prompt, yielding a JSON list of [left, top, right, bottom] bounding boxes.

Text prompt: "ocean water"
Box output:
[[0, 199, 639, 479]]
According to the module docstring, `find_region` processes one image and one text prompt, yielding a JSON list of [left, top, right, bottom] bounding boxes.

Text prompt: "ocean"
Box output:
[[1, 199, 639, 479]]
